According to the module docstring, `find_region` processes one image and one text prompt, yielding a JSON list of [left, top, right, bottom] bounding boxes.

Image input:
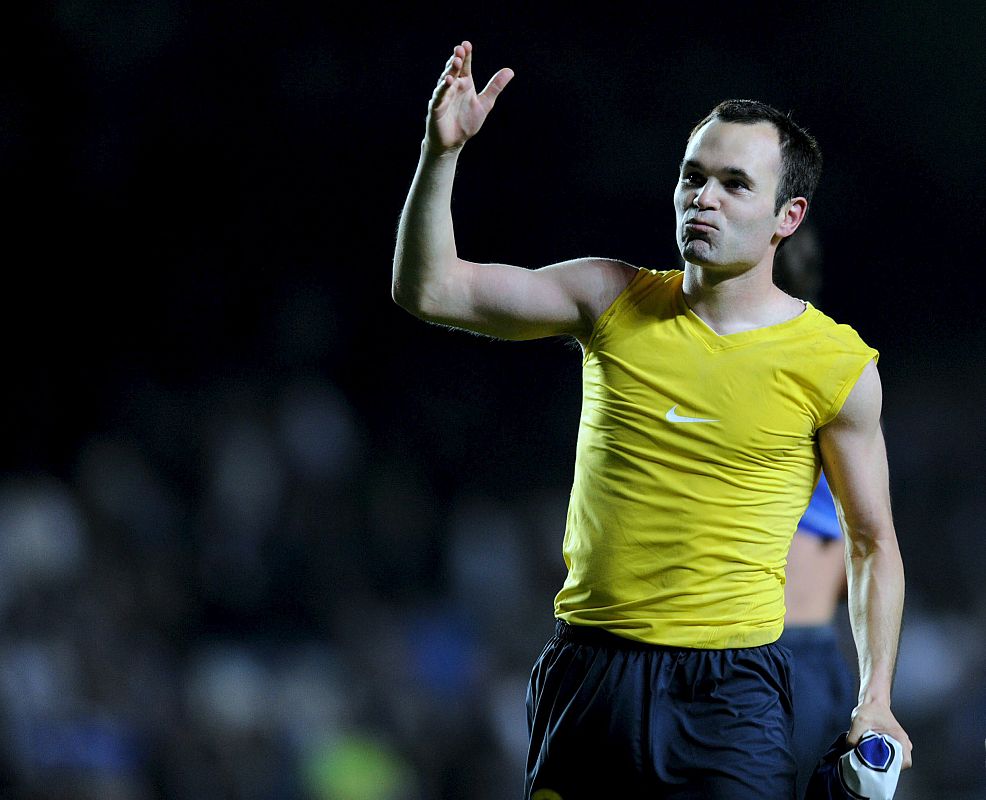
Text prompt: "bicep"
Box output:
[[817, 359, 895, 552], [417, 257, 637, 341]]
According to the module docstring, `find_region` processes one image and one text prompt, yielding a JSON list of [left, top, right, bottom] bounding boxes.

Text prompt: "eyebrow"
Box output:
[[679, 159, 758, 188]]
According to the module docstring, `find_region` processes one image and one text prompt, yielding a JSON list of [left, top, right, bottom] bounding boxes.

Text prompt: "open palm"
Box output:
[[426, 41, 514, 151]]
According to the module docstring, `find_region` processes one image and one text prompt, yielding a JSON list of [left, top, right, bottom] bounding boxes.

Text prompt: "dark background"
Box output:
[[0, 3, 984, 798]]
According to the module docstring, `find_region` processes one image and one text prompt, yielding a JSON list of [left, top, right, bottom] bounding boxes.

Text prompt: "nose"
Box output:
[[692, 180, 721, 210]]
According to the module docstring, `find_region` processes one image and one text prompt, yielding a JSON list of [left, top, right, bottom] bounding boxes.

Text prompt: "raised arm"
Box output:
[[392, 41, 635, 342], [817, 359, 912, 768]]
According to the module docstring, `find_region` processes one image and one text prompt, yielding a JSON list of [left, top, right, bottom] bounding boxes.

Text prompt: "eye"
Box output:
[[725, 179, 749, 191], [681, 172, 704, 186]]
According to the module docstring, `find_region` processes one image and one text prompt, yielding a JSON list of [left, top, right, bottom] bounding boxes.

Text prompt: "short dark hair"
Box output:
[[689, 100, 823, 215]]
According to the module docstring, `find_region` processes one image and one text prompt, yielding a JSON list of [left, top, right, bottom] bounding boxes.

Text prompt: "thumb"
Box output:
[[479, 67, 514, 106], [846, 719, 868, 747]]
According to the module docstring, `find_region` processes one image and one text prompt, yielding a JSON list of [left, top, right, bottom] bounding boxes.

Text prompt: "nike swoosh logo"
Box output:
[[665, 404, 719, 424]]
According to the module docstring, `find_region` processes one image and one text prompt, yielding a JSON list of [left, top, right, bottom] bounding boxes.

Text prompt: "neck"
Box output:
[[681, 260, 803, 335]]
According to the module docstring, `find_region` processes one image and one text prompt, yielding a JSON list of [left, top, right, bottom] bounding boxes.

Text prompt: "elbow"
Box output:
[[390, 257, 414, 309], [392, 276, 436, 321], [393, 259, 460, 320], [391, 278, 409, 309], [391, 277, 423, 316], [391, 249, 418, 313], [846, 526, 902, 567]]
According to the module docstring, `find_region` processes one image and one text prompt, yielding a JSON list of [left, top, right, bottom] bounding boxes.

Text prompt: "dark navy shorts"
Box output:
[[526, 620, 797, 799]]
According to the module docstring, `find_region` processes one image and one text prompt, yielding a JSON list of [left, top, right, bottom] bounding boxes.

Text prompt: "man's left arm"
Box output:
[[818, 359, 913, 769]]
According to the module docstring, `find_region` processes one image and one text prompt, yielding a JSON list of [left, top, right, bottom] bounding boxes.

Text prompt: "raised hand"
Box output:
[[425, 41, 514, 153]]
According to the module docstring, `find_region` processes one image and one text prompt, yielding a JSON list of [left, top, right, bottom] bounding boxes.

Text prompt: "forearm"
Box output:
[[820, 363, 912, 761], [392, 142, 464, 315], [847, 534, 905, 705]]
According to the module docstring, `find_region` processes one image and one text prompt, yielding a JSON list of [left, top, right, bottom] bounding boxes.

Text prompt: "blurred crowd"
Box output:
[[0, 363, 574, 799]]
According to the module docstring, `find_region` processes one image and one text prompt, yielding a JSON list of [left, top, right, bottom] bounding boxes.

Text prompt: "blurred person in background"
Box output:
[[775, 224, 859, 799], [783, 472, 857, 799], [392, 40, 910, 798]]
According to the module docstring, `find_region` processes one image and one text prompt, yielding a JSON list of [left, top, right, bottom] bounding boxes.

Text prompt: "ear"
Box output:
[[776, 197, 808, 240]]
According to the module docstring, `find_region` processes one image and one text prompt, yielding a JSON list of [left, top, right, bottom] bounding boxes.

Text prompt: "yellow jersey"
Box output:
[[554, 268, 878, 648]]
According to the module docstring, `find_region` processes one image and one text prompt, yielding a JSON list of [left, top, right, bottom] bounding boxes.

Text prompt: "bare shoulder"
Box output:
[[828, 358, 883, 431], [537, 256, 638, 327], [818, 357, 893, 548]]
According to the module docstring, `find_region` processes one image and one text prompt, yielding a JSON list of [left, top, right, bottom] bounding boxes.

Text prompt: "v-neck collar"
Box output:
[[674, 277, 817, 351]]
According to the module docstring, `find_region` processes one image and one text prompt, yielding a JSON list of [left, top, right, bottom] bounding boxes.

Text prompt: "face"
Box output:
[[674, 119, 787, 272]]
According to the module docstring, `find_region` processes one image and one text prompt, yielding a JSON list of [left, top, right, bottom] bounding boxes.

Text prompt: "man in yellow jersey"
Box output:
[[392, 40, 911, 799]]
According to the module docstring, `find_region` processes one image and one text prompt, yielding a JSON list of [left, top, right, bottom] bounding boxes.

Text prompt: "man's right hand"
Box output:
[[425, 41, 514, 153], [396, 41, 634, 342]]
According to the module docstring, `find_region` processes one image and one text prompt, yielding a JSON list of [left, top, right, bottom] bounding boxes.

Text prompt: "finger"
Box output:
[[846, 719, 865, 746], [460, 40, 473, 77], [440, 45, 463, 82], [898, 734, 913, 769], [448, 45, 465, 75], [478, 67, 514, 106], [431, 72, 455, 104], [444, 44, 463, 68], [448, 54, 463, 80], [433, 49, 463, 97]]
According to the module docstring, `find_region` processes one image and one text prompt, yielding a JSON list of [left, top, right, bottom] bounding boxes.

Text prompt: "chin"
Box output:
[[682, 241, 719, 267]]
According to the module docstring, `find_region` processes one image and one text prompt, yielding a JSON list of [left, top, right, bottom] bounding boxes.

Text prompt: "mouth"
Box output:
[[683, 218, 718, 232]]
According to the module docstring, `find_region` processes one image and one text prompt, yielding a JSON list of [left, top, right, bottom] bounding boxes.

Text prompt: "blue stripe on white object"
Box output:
[[806, 730, 902, 800], [840, 731, 902, 799]]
